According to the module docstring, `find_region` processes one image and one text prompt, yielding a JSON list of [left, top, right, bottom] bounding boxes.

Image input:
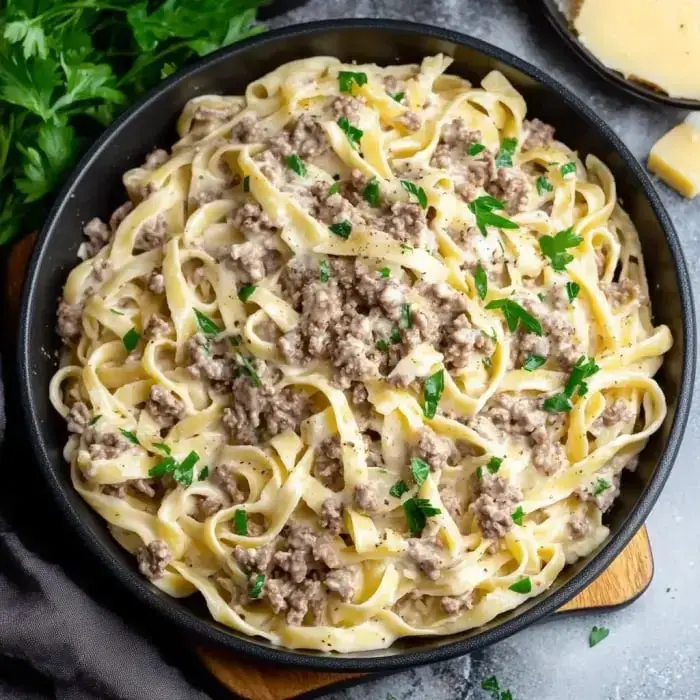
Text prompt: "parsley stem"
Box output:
[[31, 2, 127, 25], [117, 41, 191, 87]]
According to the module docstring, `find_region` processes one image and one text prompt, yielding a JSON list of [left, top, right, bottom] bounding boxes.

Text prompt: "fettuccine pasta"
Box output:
[[51, 55, 670, 652]]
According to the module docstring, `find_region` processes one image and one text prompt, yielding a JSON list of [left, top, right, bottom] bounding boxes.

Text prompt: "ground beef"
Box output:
[[185, 333, 236, 383], [531, 439, 568, 475], [146, 386, 186, 429], [339, 168, 373, 207], [285, 579, 326, 626], [212, 464, 246, 505], [430, 118, 482, 169], [227, 202, 277, 238], [568, 511, 591, 540], [596, 399, 635, 429], [228, 239, 282, 284], [288, 114, 328, 159], [144, 313, 170, 340], [308, 181, 356, 226], [398, 111, 422, 131], [471, 473, 522, 540], [441, 314, 494, 369], [331, 311, 382, 388], [511, 331, 550, 370], [194, 496, 223, 522], [548, 283, 570, 310], [147, 270, 165, 295], [452, 226, 503, 273], [331, 96, 364, 121], [478, 393, 552, 443], [520, 298, 582, 370], [441, 590, 475, 615], [109, 201, 134, 232], [324, 567, 358, 601], [421, 282, 468, 323], [230, 114, 262, 144], [522, 118, 555, 151], [382, 201, 430, 248], [67, 401, 91, 434], [313, 437, 344, 491], [486, 167, 528, 214], [234, 541, 276, 573], [319, 497, 344, 534], [353, 483, 380, 513], [134, 215, 167, 252], [413, 427, 454, 471], [136, 540, 172, 580], [439, 484, 463, 521], [84, 426, 132, 461], [57, 299, 83, 345], [144, 149, 169, 171], [601, 279, 642, 310], [82, 218, 112, 259], [406, 537, 444, 580]]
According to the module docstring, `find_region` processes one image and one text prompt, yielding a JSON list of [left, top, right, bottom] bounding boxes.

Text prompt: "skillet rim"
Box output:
[[17, 18, 696, 672]]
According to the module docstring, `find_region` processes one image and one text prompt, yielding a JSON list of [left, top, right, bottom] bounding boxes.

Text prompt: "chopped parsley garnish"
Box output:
[[328, 181, 340, 195], [376, 339, 389, 352], [399, 303, 412, 329], [194, 309, 221, 336], [122, 328, 140, 353], [148, 456, 176, 478], [422, 369, 445, 419], [400, 180, 428, 209], [329, 219, 352, 239], [379, 267, 391, 278], [522, 354, 546, 371], [485, 298, 542, 335], [237, 355, 263, 388], [238, 284, 257, 302], [390, 480, 409, 498], [560, 161, 577, 177], [468, 142, 486, 156], [566, 281, 580, 302], [284, 153, 306, 177], [594, 478, 611, 496], [110, 309, 125, 316], [198, 466, 209, 481], [511, 505, 525, 526], [153, 442, 171, 455], [509, 577, 532, 594], [337, 116, 363, 150], [363, 177, 380, 207], [249, 573, 265, 599], [468, 196, 519, 237], [536, 175, 553, 195], [120, 429, 139, 445], [173, 450, 199, 486], [403, 497, 441, 537], [320, 259, 331, 282], [89, 414, 102, 426], [410, 457, 430, 487], [474, 264, 488, 300], [338, 70, 368, 94], [389, 328, 402, 345], [539, 227, 583, 271], [486, 457, 503, 473], [391, 91, 405, 103], [495, 137, 518, 167], [481, 676, 516, 700], [243, 175, 250, 193], [229, 335, 241, 346], [233, 509, 248, 535], [589, 625, 609, 647], [543, 355, 600, 413]]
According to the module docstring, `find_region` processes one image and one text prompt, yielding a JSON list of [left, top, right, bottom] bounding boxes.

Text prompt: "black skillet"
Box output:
[[17, 19, 696, 673]]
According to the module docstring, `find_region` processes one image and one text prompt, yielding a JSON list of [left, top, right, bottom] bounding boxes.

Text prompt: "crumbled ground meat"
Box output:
[[522, 118, 555, 151], [144, 149, 169, 171], [420, 282, 468, 323], [413, 427, 454, 471], [456, 152, 497, 201], [601, 279, 642, 310], [234, 541, 276, 573], [382, 201, 431, 248], [406, 537, 444, 580], [486, 167, 528, 214], [308, 181, 356, 226], [144, 313, 171, 340], [186, 333, 236, 383], [288, 113, 328, 159], [568, 511, 591, 540], [324, 567, 358, 601], [314, 437, 344, 491], [470, 473, 522, 540], [227, 239, 282, 284], [195, 496, 223, 522], [398, 110, 422, 131], [146, 385, 186, 429], [134, 215, 167, 252], [109, 201, 134, 232], [353, 483, 380, 513], [596, 399, 635, 429], [67, 401, 91, 434], [227, 202, 277, 238], [319, 497, 344, 534], [147, 271, 165, 295], [531, 439, 568, 475], [511, 331, 550, 369], [442, 314, 494, 369], [452, 225, 503, 273], [213, 464, 246, 504], [331, 96, 364, 121], [441, 590, 475, 615], [578, 472, 621, 512], [82, 218, 111, 259], [230, 114, 262, 144], [439, 484, 463, 521], [222, 364, 309, 445], [339, 168, 373, 207], [477, 393, 553, 444], [131, 478, 159, 499], [83, 426, 132, 461], [430, 118, 481, 169], [57, 299, 83, 345], [136, 540, 172, 580]]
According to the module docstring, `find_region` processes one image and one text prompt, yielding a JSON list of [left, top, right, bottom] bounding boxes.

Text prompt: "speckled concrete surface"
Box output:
[[269, 2, 700, 699]]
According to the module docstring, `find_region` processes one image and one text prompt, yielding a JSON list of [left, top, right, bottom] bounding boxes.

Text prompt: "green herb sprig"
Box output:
[[468, 196, 519, 237]]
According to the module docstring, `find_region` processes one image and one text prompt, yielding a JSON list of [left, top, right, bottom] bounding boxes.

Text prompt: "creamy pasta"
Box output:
[[50, 55, 671, 652]]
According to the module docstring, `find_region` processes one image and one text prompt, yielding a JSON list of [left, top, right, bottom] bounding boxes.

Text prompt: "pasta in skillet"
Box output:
[[50, 55, 671, 652]]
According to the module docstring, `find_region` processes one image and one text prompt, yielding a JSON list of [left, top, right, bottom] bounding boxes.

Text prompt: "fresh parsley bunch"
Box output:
[[0, 0, 268, 245]]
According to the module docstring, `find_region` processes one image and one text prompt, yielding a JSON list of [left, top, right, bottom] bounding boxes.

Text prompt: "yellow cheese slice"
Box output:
[[648, 115, 700, 198], [574, 0, 700, 101]]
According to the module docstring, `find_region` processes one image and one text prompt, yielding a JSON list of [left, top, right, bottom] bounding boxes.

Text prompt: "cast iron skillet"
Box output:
[[538, 0, 700, 109], [17, 20, 696, 672]]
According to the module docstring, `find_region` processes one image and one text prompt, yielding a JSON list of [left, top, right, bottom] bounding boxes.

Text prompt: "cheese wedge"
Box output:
[[648, 114, 700, 198]]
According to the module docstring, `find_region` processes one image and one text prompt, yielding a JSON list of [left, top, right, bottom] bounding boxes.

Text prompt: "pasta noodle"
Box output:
[[51, 55, 671, 652]]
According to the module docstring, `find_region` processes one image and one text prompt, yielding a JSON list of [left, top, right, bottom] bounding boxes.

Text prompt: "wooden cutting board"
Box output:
[[6, 233, 654, 700]]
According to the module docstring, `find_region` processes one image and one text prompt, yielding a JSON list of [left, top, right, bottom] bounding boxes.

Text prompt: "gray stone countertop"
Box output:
[[270, 2, 700, 698]]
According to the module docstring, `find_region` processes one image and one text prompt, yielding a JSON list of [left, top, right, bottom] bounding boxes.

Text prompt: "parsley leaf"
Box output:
[[233, 509, 248, 535], [320, 259, 331, 282], [511, 505, 525, 525], [399, 303, 412, 329], [237, 354, 262, 388], [594, 478, 611, 496], [544, 355, 600, 413], [543, 393, 572, 413], [495, 137, 517, 167], [589, 625, 609, 647], [566, 281, 580, 302], [422, 369, 444, 419], [120, 429, 139, 445], [560, 161, 577, 177], [486, 457, 502, 473], [474, 264, 488, 300], [468, 142, 486, 156], [88, 414, 101, 426], [284, 153, 306, 177], [536, 175, 553, 195], [539, 227, 583, 271], [403, 498, 441, 536], [149, 456, 176, 478], [249, 573, 265, 599], [153, 442, 171, 455], [390, 91, 404, 103], [390, 480, 409, 498], [337, 116, 363, 150], [468, 196, 519, 236], [194, 309, 221, 336], [338, 70, 367, 94], [509, 577, 532, 594], [485, 299, 542, 335], [410, 457, 430, 487], [122, 328, 141, 353], [328, 181, 340, 195], [363, 177, 380, 207], [376, 339, 389, 352], [379, 267, 391, 279], [400, 180, 428, 209], [481, 676, 500, 696], [329, 219, 352, 239], [172, 450, 198, 486], [522, 354, 546, 371], [238, 284, 256, 302], [198, 466, 209, 481]]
